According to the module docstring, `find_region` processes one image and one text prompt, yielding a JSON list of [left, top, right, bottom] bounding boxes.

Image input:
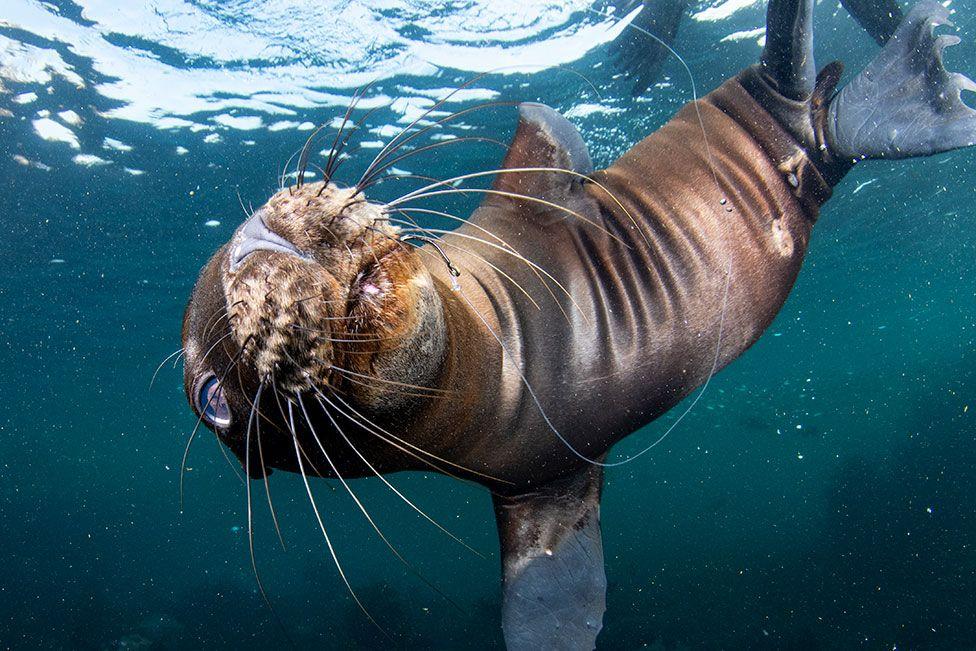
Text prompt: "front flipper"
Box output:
[[493, 465, 606, 651]]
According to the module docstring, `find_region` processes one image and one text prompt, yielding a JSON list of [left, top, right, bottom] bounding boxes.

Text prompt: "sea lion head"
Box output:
[[180, 181, 447, 476]]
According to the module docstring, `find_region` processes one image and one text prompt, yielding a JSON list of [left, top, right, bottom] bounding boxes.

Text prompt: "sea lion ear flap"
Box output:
[[491, 103, 594, 205]]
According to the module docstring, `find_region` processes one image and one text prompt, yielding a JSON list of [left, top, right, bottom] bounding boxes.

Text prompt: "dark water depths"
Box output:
[[1, 1, 975, 649]]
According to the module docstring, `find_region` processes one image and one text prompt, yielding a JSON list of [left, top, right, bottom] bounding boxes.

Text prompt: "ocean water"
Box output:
[[1, 1, 975, 649]]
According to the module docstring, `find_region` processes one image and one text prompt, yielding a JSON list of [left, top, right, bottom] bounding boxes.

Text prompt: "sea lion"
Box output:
[[179, 1, 976, 648]]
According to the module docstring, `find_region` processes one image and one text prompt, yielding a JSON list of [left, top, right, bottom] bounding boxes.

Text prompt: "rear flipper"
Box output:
[[494, 465, 606, 650], [609, 0, 689, 97], [840, 0, 904, 46], [827, 1, 976, 161]]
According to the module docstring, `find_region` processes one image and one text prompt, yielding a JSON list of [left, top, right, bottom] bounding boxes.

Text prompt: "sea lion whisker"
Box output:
[[396, 227, 544, 313], [296, 394, 464, 611], [358, 100, 516, 185], [287, 326, 402, 345], [327, 390, 513, 485], [149, 347, 185, 391], [199, 331, 235, 368], [327, 372, 442, 400], [389, 186, 631, 249], [314, 391, 485, 559], [235, 187, 251, 221], [320, 394, 473, 482], [256, 386, 287, 552], [398, 233, 462, 280], [391, 206, 577, 322], [313, 105, 359, 188], [201, 308, 230, 343], [356, 70, 508, 185], [241, 381, 292, 641], [393, 220, 577, 313], [389, 166, 644, 248], [359, 173, 479, 201], [279, 144, 303, 191], [328, 363, 452, 397], [296, 123, 334, 189], [205, 299, 246, 337], [263, 373, 337, 484], [358, 136, 508, 190], [286, 401, 390, 639], [321, 81, 384, 184], [323, 104, 388, 184]]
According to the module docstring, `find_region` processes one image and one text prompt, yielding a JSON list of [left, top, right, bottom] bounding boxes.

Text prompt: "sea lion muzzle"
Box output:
[[218, 181, 446, 399]]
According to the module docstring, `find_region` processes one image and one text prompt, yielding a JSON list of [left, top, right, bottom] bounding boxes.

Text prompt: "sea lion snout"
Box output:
[[228, 210, 309, 272], [213, 181, 446, 402]]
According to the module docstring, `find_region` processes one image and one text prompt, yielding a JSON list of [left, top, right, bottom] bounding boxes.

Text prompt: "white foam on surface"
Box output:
[[2, 0, 635, 136], [212, 114, 264, 130], [721, 27, 765, 44], [33, 118, 80, 148], [58, 109, 82, 125], [73, 153, 111, 166], [103, 138, 133, 152], [268, 120, 301, 132], [0, 34, 84, 87], [565, 103, 624, 119], [692, 0, 762, 22]]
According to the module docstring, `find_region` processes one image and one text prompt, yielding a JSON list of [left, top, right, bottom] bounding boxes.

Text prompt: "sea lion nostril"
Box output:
[[230, 212, 309, 271]]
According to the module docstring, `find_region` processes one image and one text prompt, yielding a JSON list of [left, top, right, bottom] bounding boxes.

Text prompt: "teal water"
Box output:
[[1, 1, 975, 649]]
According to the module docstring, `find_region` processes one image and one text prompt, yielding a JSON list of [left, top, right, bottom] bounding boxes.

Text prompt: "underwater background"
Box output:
[[1, 0, 974, 648]]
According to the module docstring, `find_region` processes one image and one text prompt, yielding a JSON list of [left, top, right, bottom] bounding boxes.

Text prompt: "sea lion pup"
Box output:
[[180, 1, 976, 648]]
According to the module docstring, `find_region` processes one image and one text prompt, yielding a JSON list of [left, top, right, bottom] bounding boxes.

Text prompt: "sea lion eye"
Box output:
[[197, 376, 231, 428]]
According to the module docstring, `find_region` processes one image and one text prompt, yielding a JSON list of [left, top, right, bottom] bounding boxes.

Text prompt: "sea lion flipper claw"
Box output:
[[827, 1, 976, 160], [493, 466, 605, 651]]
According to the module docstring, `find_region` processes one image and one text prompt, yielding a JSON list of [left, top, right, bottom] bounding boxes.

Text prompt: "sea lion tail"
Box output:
[[826, 1, 976, 161]]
